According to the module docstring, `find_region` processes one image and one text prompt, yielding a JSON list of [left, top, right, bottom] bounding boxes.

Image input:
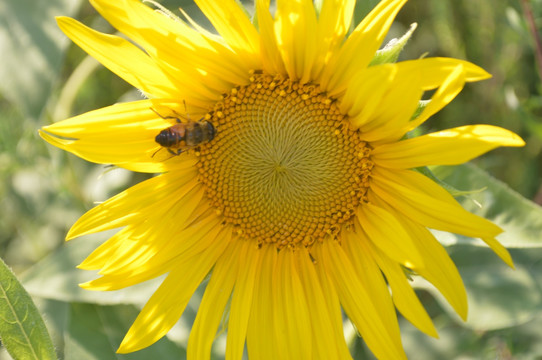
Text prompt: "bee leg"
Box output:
[[166, 148, 184, 156], [150, 107, 181, 123], [151, 148, 162, 158]]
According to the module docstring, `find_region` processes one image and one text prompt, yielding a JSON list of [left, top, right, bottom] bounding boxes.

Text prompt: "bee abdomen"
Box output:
[[155, 127, 185, 147]]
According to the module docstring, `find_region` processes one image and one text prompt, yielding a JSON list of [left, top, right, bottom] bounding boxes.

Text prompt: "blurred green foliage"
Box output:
[[396, 0, 542, 201], [1, 0, 542, 359]]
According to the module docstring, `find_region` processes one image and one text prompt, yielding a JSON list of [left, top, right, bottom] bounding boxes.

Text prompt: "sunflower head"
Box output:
[[41, 0, 524, 359], [197, 71, 372, 248]]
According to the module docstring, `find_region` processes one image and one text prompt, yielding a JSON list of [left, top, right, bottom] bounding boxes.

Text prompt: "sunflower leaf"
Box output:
[[432, 163, 542, 248], [451, 246, 542, 330], [370, 23, 418, 65], [418, 163, 542, 331], [0, 257, 57, 360], [410, 100, 430, 121], [64, 303, 186, 359], [415, 246, 542, 331], [416, 165, 487, 198], [400, 304, 542, 359]]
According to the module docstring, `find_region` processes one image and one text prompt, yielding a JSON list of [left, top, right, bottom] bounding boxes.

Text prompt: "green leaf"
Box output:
[[410, 100, 430, 122], [0, 257, 57, 360], [524, 108, 542, 141], [370, 23, 418, 65], [400, 310, 542, 359], [0, 0, 83, 120], [416, 165, 486, 198], [20, 235, 163, 305], [411, 164, 542, 331], [65, 304, 117, 360], [451, 246, 542, 330], [432, 163, 542, 248], [31, 299, 70, 358], [414, 246, 542, 332], [64, 303, 186, 360], [399, 315, 483, 360]]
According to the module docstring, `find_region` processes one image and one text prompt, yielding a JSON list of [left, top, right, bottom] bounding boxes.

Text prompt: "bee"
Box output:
[[153, 108, 216, 156]]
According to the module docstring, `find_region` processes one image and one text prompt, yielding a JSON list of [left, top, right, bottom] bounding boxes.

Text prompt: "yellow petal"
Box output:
[[117, 227, 231, 353], [99, 211, 220, 277], [343, 58, 492, 143], [80, 213, 221, 291], [371, 167, 503, 238], [482, 237, 514, 268], [312, 0, 356, 80], [39, 129, 163, 174], [396, 216, 468, 319], [274, 0, 318, 83], [394, 57, 491, 90], [272, 249, 313, 359], [369, 243, 438, 338], [321, 0, 407, 96], [357, 203, 424, 268], [373, 125, 525, 168], [194, 0, 260, 58], [342, 227, 398, 331], [256, 0, 286, 75], [296, 247, 352, 359], [90, 0, 250, 96], [246, 245, 279, 360], [40, 100, 200, 172], [226, 240, 263, 359], [80, 253, 170, 292], [315, 240, 407, 360], [76, 184, 203, 269], [67, 170, 198, 240], [357, 69, 422, 142], [341, 64, 398, 128], [56, 16, 180, 99], [77, 229, 124, 271], [312, 251, 353, 358], [187, 235, 238, 360], [406, 63, 466, 132]]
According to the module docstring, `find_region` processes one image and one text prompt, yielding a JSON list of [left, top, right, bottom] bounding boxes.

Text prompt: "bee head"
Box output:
[[207, 121, 217, 141]]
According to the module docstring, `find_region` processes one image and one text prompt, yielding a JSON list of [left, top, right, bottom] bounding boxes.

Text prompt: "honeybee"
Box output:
[[153, 108, 216, 156]]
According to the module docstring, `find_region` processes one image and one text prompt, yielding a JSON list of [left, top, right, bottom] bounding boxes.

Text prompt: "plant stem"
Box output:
[[520, 0, 542, 82]]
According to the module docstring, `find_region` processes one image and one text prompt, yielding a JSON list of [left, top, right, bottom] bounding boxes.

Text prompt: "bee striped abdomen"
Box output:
[[155, 125, 187, 147]]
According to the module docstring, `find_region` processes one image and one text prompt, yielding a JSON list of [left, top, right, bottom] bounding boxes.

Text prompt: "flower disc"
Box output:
[[197, 73, 373, 248]]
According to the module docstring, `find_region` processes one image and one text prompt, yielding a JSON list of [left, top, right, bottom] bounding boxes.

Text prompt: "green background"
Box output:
[[1, 0, 542, 359]]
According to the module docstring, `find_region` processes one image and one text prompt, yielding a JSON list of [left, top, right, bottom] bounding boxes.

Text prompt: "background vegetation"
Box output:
[[1, 0, 541, 359]]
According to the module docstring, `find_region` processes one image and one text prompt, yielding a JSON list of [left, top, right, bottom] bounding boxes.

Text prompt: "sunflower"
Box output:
[[40, 0, 524, 359]]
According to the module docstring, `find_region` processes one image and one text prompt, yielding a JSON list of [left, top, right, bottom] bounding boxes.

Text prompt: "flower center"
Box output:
[[197, 72, 372, 248]]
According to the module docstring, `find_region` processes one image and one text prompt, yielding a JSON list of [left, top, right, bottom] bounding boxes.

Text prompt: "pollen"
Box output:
[[197, 73, 373, 248]]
